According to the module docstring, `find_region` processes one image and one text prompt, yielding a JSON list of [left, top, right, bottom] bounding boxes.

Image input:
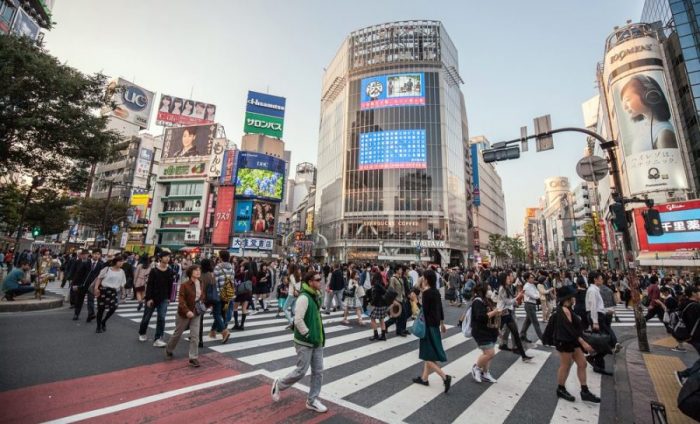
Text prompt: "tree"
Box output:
[[487, 234, 507, 267], [0, 35, 121, 192], [0, 184, 74, 236], [72, 198, 130, 237], [578, 220, 598, 267], [504, 236, 527, 265]]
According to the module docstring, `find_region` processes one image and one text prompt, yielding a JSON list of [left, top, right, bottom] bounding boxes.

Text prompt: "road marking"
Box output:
[[210, 325, 351, 353], [323, 333, 468, 399], [452, 349, 551, 422], [42, 371, 263, 424]]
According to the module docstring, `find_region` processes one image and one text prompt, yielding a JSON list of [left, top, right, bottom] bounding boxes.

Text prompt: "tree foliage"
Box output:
[[578, 220, 599, 267], [0, 35, 121, 192], [0, 184, 75, 236], [487, 234, 527, 266], [72, 198, 130, 235]]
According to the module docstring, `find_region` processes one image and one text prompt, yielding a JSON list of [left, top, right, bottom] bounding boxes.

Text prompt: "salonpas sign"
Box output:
[[244, 112, 284, 138]]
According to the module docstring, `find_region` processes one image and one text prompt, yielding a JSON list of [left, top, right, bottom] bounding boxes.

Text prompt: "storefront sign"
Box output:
[[231, 237, 274, 251], [160, 162, 207, 179], [410, 240, 446, 249]]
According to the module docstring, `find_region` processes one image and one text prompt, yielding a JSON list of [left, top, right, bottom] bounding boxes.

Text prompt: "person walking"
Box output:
[[202, 258, 229, 344], [368, 271, 388, 341], [72, 251, 104, 322], [520, 272, 544, 343], [94, 255, 126, 333], [412, 269, 452, 393], [231, 262, 254, 331], [471, 282, 503, 383], [138, 252, 174, 347], [284, 265, 302, 329], [271, 270, 328, 413], [255, 263, 272, 312], [324, 263, 345, 314], [275, 275, 289, 319], [213, 250, 236, 326], [496, 271, 532, 361], [553, 285, 601, 403], [341, 269, 365, 325], [385, 265, 410, 336], [585, 271, 616, 375], [165, 265, 207, 367]]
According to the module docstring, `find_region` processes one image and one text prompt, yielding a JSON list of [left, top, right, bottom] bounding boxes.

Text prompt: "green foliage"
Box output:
[[578, 220, 598, 267], [487, 234, 527, 266], [0, 184, 74, 236], [236, 168, 284, 200], [0, 35, 121, 192], [72, 197, 130, 235]]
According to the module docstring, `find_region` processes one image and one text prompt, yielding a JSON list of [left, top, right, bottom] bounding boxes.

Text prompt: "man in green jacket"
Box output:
[[271, 270, 327, 413]]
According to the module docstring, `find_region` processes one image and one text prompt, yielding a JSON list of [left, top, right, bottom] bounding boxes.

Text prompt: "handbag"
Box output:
[[582, 331, 612, 355], [410, 308, 426, 338], [194, 299, 207, 316]]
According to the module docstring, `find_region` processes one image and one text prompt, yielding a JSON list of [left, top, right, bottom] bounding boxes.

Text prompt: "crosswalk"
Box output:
[[109, 297, 608, 423], [512, 303, 665, 327]]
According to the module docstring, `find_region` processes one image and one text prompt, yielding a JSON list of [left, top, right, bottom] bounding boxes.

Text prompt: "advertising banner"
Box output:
[[246, 91, 286, 118], [219, 149, 238, 185], [634, 199, 700, 251], [11, 8, 39, 40], [305, 210, 314, 235], [208, 138, 227, 178], [108, 78, 155, 129], [359, 129, 426, 170], [251, 201, 276, 235], [235, 152, 286, 201], [162, 124, 216, 160], [160, 162, 208, 180], [471, 144, 480, 206], [135, 148, 153, 179], [212, 186, 234, 245], [243, 112, 284, 139], [156, 94, 216, 126], [234, 200, 253, 233], [598, 219, 609, 253], [361, 73, 425, 110], [231, 237, 274, 251]]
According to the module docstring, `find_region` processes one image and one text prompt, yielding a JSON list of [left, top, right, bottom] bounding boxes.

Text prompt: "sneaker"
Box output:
[[471, 365, 482, 383], [189, 358, 200, 368], [675, 371, 687, 387], [581, 389, 601, 403], [481, 371, 497, 383], [153, 339, 167, 348], [306, 399, 328, 413], [672, 346, 688, 353], [271, 378, 281, 402], [613, 343, 622, 354], [556, 386, 575, 402], [139, 334, 147, 342]]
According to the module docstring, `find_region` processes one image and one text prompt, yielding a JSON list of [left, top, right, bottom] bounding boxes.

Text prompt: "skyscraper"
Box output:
[[315, 21, 470, 266]]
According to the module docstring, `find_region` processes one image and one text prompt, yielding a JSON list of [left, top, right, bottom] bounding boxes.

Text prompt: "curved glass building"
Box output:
[[314, 21, 471, 266]]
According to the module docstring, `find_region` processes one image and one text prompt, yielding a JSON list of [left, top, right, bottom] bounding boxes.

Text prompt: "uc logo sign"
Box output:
[[122, 85, 149, 111]]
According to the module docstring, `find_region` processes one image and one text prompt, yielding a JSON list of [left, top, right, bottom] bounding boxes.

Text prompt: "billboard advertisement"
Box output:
[[305, 210, 314, 235], [359, 129, 426, 170], [107, 78, 155, 129], [11, 8, 39, 40], [471, 144, 480, 206], [134, 148, 153, 179], [130, 194, 149, 221], [156, 94, 216, 126], [234, 200, 253, 233], [219, 149, 238, 185], [604, 36, 689, 196], [244, 112, 284, 139], [162, 124, 216, 160], [251, 201, 276, 235], [160, 162, 207, 180], [246, 91, 286, 118], [235, 152, 286, 201], [634, 199, 700, 251], [212, 186, 234, 245], [208, 138, 227, 178], [361, 73, 425, 110]]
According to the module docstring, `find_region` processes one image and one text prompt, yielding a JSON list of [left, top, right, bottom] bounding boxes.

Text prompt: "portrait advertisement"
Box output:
[[163, 124, 215, 160], [611, 70, 688, 195]]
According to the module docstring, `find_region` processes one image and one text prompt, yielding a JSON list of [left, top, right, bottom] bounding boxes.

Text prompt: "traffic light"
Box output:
[[608, 202, 627, 232], [32, 226, 41, 237], [643, 208, 664, 236], [482, 146, 521, 163]]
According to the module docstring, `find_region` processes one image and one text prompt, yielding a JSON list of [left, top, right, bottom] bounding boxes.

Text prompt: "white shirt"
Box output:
[[585, 284, 606, 324], [99, 267, 126, 290], [409, 270, 420, 288], [523, 282, 540, 304]]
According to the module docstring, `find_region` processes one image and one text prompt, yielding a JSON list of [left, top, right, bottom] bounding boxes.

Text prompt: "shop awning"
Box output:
[[637, 251, 700, 267]]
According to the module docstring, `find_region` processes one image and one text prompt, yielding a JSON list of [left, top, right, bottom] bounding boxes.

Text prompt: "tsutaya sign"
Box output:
[[410, 240, 446, 249], [609, 44, 652, 64]]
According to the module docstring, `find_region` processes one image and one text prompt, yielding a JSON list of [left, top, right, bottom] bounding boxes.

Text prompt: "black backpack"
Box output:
[[678, 371, 700, 421]]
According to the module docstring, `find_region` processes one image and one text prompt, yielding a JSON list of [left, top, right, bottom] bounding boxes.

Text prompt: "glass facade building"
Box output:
[[642, 0, 700, 195], [315, 21, 471, 265]]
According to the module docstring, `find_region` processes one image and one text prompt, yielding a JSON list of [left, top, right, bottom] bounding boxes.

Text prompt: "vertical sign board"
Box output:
[[534, 115, 553, 152], [471, 144, 481, 206], [219, 150, 238, 185], [520, 126, 528, 152], [244, 91, 286, 139], [211, 186, 234, 246]]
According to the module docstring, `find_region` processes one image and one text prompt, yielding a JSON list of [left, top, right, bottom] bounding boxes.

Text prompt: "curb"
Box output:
[[0, 295, 64, 312]]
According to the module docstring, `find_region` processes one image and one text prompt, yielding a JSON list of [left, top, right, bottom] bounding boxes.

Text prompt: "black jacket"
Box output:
[[422, 287, 444, 327], [72, 260, 105, 289], [470, 297, 498, 343], [371, 281, 387, 307], [145, 266, 174, 304], [329, 269, 345, 291]]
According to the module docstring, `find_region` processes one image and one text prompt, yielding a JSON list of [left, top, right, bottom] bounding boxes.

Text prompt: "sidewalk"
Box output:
[[618, 330, 697, 424], [0, 291, 63, 312]]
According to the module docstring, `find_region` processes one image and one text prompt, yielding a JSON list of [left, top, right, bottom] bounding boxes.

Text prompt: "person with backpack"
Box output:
[[202, 258, 229, 344], [675, 286, 700, 385], [470, 282, 504, 383], [231, 261, 254, 331]]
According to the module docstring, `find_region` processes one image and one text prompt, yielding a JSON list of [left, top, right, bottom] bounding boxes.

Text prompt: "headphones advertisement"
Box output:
[[607, 42, 688, 196]]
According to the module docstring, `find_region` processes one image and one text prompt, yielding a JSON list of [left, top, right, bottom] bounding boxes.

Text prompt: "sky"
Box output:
[[44, 0, 644, 236]]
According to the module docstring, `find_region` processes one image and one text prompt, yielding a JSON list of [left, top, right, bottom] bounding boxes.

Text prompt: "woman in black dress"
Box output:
[[413, 270, 453, 394], [554, 285, 601, 403]]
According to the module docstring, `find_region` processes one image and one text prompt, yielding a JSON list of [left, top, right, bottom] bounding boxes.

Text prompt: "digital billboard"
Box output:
[[251, 201, 276, 235], [360, 73, 425, 110], [212, 186, 234, 245], [163, 124, 216, 160], [359, 129, 426, 170], [235, 152, 286, 201], [634, 200, 700, 251], [156, 94, 216, 126], [234, 201, 253, 233], [107, 78, 155, 129], [471, 144, 480, 206]]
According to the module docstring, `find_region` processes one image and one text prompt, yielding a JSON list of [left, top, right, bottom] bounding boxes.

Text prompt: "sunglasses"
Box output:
[[313, 277, 322, 281]]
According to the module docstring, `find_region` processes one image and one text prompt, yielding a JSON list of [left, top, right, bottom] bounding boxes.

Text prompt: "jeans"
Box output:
[[520, 302, 544, 341], [284, 296, 297, 325], [324, 289, 344, 310], [166, 314, 201, 359], [5, 285, 34, 297], [73, 286, 95, 317], [139, 299, 169, 341], [278, 344, 324, 403], [210, 300, 226, 333]]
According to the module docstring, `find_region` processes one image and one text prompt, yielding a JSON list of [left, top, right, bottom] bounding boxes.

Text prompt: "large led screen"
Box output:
[[234, 152, 286, 202], [360, 73, 425, 110], [359, 129, 427, 171], [634, 200, 700, 251]]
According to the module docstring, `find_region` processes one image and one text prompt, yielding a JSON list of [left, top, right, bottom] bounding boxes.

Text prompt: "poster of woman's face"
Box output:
[[163, 125, 215, 159], [612, 70, 687, 195]]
